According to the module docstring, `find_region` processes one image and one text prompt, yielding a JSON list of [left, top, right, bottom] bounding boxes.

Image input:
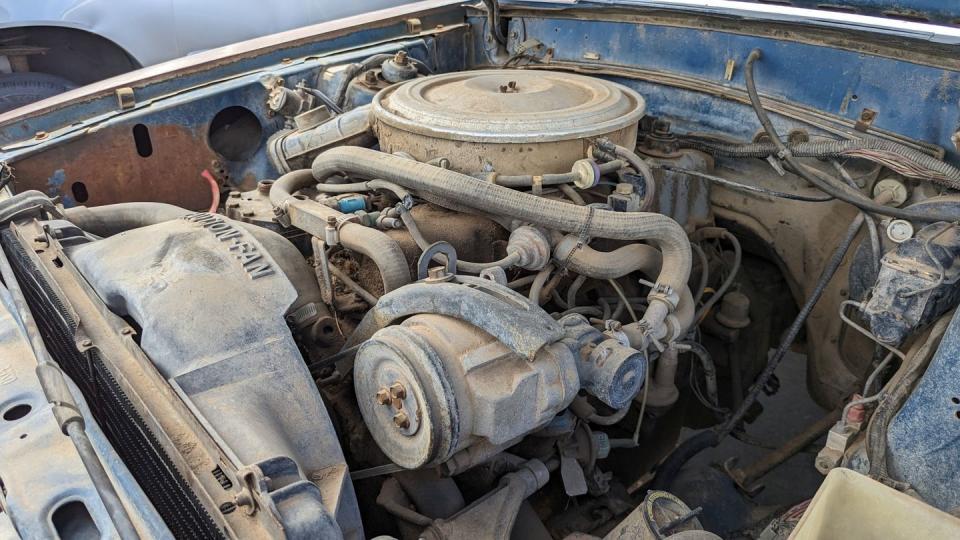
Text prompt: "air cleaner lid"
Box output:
[[372, 69, 645, 143]]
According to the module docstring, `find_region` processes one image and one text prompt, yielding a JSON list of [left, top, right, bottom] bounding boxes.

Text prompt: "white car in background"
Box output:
[[0, 0, 408, 111]]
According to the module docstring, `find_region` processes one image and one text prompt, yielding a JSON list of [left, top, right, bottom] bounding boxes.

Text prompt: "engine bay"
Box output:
[[2, 2, 960, 539]]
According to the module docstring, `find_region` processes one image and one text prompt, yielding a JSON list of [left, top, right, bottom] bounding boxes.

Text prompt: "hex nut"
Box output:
[[389, 382, 407, 400], [393, 411, 410, 429]]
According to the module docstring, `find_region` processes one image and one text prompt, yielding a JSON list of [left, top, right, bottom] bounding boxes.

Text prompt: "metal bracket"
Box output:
[[855, 108, 878, 132], [115, 87, 135, 110], [311, 237, 334, 304], [417, 240, 458, 280], [479, 266, 508, 286], [233, 456, 341, 537]]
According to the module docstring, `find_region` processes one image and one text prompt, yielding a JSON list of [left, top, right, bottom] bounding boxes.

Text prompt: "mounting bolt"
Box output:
[[393, 410, 410, 429], [427, 267, 448, 281], [652, 119, 672, 135], [393, 50, 408, 65], [389, 382, 407, 400], [34, 131, 48, 140], [375, 387, 391, 405], [363, 70, 379, 85]]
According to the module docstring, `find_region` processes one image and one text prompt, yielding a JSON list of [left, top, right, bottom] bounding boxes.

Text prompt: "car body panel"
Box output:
[[0, 0, 411, 66], [0, 1, 959, 537]]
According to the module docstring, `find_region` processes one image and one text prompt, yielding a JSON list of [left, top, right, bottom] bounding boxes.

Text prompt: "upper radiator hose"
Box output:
[[272, 147, 692, 340]]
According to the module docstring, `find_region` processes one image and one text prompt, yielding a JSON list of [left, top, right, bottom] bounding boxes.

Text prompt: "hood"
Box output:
[[514, 0, 960, 43], [741, 0, 956, 26]]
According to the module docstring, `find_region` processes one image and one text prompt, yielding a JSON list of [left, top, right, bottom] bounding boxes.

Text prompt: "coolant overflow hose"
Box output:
[[271, 146, 692, 335]]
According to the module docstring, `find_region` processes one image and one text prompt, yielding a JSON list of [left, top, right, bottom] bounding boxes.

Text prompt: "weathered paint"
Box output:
[[886, 308, 960, 511], [505, 15, 960, 162], [1, 35, 453, 205]]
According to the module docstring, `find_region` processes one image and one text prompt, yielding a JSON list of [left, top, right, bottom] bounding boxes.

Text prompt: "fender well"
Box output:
[[0, 26, 140, 85]]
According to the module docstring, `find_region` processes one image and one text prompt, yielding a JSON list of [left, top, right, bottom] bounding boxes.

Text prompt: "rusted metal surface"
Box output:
[[0, 0, 464, 134], [724, 408, 841, 495], [2, 2, 960, 537], [10, 123, 218, 209]]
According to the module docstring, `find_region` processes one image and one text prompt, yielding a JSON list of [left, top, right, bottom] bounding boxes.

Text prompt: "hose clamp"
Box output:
[[273, 204, 292, 228], [323, 219, 339, 245], [335, 214, 361, 228], [557, 205, 596, 272], [640, 278, 679, 310], [775, 147, 793, 160], [322, 213, 360, 245]]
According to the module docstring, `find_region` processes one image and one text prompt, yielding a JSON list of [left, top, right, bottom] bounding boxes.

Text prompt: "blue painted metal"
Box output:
[[0, 285, 170, 538], [1, 2, 959, 196], [886, 308, 960, 511], [0, 8, 464, 143], [0, 38, 443, 196], [503, 15, 960, 163], [0, 0, 958, 523]]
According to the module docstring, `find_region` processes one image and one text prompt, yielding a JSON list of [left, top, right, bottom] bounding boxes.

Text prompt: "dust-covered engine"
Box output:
[[8, 40, 960, 540]]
